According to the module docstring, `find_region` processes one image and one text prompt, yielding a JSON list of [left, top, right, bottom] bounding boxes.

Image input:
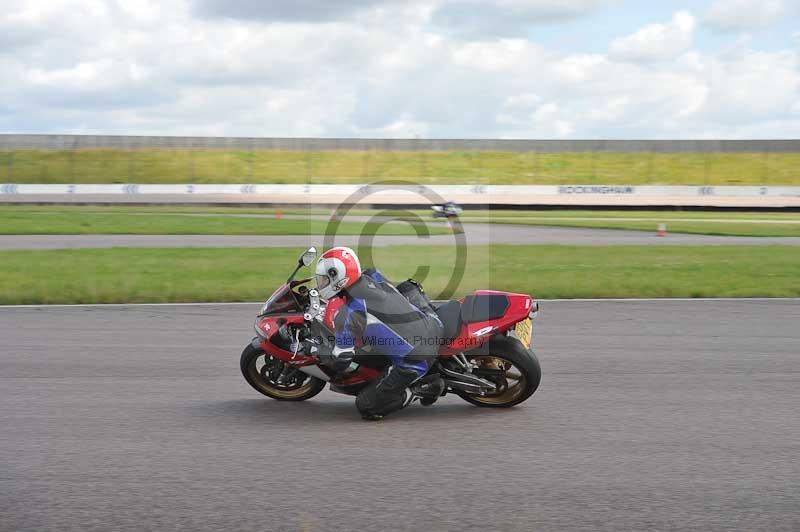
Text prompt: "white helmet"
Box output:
[[314, 246, 362, 300]]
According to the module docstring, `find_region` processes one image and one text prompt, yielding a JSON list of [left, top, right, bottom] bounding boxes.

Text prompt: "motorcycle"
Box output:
[[240, 247, 541, 409]]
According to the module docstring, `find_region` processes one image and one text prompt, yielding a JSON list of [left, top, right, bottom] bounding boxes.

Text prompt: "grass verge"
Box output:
[[3, 149, 799, 185], [0, 206, 448, 236], [1, 245, 797, 304], [458, 210, 800, 237], [2, 206, 799, 237]]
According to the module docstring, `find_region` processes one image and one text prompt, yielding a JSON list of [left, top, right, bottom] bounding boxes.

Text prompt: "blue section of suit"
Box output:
[[334, 270, 437, 377]]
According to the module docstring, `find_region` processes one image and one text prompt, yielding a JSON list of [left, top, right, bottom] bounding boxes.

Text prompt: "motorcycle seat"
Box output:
[[460, 294, 509, 323], [434, 300, 463, 341], [435, 294, 511, 343]]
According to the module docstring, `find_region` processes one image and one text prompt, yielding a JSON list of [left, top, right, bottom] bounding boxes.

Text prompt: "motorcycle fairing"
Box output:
[[255, 314, 319, 367], [438, 290, 534, 356]]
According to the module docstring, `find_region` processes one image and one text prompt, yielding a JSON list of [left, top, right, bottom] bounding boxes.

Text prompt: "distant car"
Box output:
[[431, 202, 463, 218]]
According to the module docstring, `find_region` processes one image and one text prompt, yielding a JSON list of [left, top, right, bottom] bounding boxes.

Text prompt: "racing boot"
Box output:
[[355, 366, 419, 421], [414, 374, 446, 406]]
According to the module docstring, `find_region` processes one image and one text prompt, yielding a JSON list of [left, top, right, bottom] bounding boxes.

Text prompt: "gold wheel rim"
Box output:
[[248, 354, 316, 399], [466, 355, 526, 405]]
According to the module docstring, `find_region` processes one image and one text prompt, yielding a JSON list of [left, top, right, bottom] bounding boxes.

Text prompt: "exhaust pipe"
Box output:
[[297, 364, 330, 382]]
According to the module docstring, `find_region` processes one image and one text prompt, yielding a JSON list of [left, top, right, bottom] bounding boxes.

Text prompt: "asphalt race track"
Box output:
[[1, 300, 798, 532], [2, 223, 800, 249], [0, 300, 800, 531]]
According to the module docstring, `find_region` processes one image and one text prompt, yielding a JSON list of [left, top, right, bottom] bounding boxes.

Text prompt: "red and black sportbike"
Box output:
[[240, 247, 541, 408]]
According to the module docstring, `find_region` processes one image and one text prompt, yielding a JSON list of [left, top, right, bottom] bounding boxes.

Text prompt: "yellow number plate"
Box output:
[[514, 318, 533, 349]]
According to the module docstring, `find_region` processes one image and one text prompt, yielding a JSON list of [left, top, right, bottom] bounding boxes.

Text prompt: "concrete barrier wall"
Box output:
[[2, 134, 799, 152], [3, 183, 799, 208]]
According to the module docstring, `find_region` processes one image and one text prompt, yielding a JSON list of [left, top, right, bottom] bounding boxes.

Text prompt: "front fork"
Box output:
[[249, 336, 332, 382]]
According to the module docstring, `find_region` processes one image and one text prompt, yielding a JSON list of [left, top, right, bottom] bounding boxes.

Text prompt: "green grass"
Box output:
[[3, 205, 799, 237], [2, 149, 799, 185], [2, 206, 799, 237], [458, 210, 800, 237], [1, 245, 797, 304], [0, 206, 449, 236]]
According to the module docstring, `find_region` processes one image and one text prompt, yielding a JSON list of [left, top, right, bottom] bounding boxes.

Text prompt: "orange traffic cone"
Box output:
[[657, 223, 666, 237]]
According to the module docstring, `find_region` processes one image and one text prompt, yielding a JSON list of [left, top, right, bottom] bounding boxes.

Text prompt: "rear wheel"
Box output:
[[240, 343, 326, 401], [455, 336, 541, 408]]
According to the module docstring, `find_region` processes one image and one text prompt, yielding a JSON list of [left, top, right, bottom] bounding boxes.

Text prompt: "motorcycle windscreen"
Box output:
[[261, 284, 300, 314]]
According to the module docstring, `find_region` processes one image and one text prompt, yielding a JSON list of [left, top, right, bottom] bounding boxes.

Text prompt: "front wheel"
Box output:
[[455, 336, 541, 407], [240, 343, 326, 401]]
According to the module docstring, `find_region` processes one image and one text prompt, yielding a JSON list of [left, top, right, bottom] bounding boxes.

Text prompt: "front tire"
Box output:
[[240, 343, 326, 401], [455, 336, 541, 408]]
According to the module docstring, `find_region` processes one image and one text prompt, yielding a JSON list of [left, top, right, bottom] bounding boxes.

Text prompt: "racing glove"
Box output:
[[330, 345, 357, 374]]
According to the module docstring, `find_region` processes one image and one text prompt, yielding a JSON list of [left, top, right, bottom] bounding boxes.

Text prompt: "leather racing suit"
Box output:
[[329, 269, 444, 419]]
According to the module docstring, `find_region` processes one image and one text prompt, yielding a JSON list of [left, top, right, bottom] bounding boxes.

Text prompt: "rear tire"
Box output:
[[240, 343, 326, 401], [455, 336, 541, 408]]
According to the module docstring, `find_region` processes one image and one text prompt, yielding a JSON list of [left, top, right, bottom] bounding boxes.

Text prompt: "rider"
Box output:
[[314, 246, 445, 420]]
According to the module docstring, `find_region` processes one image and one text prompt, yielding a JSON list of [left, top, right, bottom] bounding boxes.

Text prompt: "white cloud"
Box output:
[[0, 0, 798, 139], [701, 50, 800, 123], [704, 0, 788, 32], [452, 39, 543, 71], [553, 54, 607, 82], [609, 11, 696, 63]]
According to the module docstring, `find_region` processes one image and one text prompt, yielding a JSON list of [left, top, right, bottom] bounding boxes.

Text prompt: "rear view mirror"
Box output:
[[300, 247, 317, 267]]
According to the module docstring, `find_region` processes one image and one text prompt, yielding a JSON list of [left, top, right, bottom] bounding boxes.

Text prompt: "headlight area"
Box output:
[[254, 318, 272, 339], [529, 301, 540, 320]]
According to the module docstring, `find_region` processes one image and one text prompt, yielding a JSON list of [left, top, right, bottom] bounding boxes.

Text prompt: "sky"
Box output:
[[0, 0, 798, 138]]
